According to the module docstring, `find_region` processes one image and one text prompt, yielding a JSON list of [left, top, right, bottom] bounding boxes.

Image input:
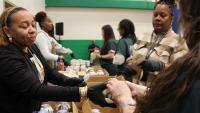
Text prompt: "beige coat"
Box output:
[[131, 29, 188, 65]]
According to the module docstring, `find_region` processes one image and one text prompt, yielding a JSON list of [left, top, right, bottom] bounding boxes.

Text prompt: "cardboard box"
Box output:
[[82, 99, 120, 113], [87, 75, 124, 87], [72, 102, 79, 113]]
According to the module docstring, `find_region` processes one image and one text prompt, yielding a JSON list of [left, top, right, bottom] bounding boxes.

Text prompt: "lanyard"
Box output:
[[145, 32, 167, 59]]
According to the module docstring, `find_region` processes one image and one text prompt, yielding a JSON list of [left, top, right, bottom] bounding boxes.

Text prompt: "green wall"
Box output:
[[60, 40, 103, 61], [45, 0, 155, 10]]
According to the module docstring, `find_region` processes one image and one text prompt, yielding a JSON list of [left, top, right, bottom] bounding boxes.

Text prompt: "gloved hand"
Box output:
[[113, 53, 125, 65], [64, 48, 73, 55], [78, 76, 87, 87], [139, 60, 165, 72], [96, 54, 101, 59], [88, 83, 116, 108]]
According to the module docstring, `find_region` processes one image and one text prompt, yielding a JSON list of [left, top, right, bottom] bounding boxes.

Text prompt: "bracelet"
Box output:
[[79, 86, 88, 98]]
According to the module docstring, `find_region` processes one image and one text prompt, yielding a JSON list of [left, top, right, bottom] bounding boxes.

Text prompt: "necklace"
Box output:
[[145, 30, 169, 59], [28, 48, 45, 83]]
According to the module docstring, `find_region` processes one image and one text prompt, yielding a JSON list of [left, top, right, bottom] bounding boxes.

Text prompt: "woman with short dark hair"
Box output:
[[127, 1, 188, 84]]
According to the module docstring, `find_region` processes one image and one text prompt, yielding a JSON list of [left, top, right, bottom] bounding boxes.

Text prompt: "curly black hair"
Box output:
[[35, 11, 47, 28], [155, 0, 175, 16]]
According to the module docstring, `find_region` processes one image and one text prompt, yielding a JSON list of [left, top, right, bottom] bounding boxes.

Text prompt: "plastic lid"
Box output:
[[41, 104, 50, 108], [38, 110, 49, 113], [91, 109, 100, 113], [57, 109, 68, 113]]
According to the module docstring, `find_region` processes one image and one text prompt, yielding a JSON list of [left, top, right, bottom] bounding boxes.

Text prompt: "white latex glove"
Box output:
[[96, 54, 101, 59], [113, 53, 125, 65], [83, 74, 90, 82], [63, 48, 73, 55], [90, 52, 97, 63]]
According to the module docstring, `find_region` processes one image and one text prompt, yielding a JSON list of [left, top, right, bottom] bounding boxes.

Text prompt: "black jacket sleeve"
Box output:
[[0, 46, 80, 102]]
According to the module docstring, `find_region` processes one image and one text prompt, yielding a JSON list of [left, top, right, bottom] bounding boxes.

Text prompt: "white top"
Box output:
[[35, 30, 72, 61]]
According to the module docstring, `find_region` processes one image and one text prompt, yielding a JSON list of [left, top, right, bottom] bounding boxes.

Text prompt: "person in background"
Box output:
[[0, 7, 115, 113], [34, 11, 72, 69], [88, 40, 100, 53], [96, 25, 117, 76], [128, 1, 187, 84], [158, 0, 180, 33], [171, 0, 180, 33], [114, 19, 137, 81], [88, 40, 100, 64], [107, 0, 200, 113]]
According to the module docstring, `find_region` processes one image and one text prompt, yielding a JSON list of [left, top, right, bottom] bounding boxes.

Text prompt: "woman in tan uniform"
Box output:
[[128, 1, 188, 83]]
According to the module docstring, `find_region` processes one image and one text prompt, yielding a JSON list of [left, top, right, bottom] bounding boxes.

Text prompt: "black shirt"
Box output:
[[100, 39, 117, 64]]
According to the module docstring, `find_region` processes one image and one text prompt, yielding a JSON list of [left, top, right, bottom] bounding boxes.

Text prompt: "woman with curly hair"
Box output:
[[35, 11, 72, 68]]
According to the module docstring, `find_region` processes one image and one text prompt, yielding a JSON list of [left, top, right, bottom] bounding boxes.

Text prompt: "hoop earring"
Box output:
[[8, 37, 12, 42]]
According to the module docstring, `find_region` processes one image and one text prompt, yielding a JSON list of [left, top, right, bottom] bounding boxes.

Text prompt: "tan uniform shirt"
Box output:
[[132, 29, 188, 65]]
